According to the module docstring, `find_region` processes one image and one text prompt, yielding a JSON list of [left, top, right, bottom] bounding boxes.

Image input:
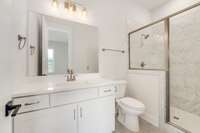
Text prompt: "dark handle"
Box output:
[[11, 105, 21, 117], [24, 101, 40, 106], [5, 101, 22, 117], [30, 45, 36, 55]]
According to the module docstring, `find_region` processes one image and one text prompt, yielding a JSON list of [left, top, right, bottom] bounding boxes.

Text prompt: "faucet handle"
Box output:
[[67, 69, 71, 74], [65, 68, 76, 81], [71, 69, 75, 74], [64, 68, 71, 77], [140, 62, 146, 68]]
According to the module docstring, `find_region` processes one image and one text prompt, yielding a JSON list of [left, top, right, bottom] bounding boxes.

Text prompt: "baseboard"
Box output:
[[140, 113, 159, 127]]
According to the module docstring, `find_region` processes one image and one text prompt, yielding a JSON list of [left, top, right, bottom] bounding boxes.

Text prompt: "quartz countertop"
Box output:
[[12, 75, 127, 98]]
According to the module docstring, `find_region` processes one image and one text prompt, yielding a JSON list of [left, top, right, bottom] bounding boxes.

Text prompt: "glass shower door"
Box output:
[[169, 4, 200, 133]]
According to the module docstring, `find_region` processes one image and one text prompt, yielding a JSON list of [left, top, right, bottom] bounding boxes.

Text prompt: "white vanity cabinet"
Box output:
[[13, 86, 116, 133], [14, 104, 77, 133], [78, 96, 115, 133]]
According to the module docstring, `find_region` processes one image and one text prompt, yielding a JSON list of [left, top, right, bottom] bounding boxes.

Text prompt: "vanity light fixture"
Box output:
[[64, 0, 77, 13], [52, 0, 59, 8], [52, 0, 87, 17]]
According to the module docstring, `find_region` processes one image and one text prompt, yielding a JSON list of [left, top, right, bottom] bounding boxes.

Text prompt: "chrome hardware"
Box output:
[[24, 101, 40, 106], [80, 107, 83, 118], [65, 69, 76, 81], [140, 62, 146, 68], [30, 45, 36, 55], [18, 34, 27, 50], [102, 48, 125, 53], [73, 109, 76, 120], [104, 89, 112, 93]]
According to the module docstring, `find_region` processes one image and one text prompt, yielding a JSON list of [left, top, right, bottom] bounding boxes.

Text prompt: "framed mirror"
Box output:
[[27, 12, 99, 76]]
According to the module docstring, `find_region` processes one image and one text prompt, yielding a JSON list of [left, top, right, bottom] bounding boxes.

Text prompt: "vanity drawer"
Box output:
[[99, 86, 116, 97], [50, 88, 98, 106], [13, 95, 50, 113]]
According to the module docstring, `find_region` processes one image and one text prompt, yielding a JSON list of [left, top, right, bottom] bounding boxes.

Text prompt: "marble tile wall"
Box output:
[[129, 21, 166, 70], [170, 5, 200, 116]]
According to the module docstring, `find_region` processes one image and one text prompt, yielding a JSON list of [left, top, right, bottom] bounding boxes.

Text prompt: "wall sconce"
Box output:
[[52, 0, 59, 8]]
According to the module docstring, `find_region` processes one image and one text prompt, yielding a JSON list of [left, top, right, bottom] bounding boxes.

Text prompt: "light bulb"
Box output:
[[52, 0, 59, 8], [64, 0, 76, 14], [81, 8, 87, 17], [69, 6, 73, 12], [64, 1, 69, 11]]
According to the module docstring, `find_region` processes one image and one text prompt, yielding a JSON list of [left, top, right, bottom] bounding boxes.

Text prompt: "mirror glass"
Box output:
[[27, 12, 99, 76], [47, 29, 69, 75]]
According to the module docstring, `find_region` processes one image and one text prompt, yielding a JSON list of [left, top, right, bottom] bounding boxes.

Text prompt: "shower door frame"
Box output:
[[128, 2, 200, 133], [128, 19, 169, 71]]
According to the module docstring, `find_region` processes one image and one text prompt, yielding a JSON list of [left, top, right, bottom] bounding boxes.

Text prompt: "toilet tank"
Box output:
[[115, 81, 127, 99]]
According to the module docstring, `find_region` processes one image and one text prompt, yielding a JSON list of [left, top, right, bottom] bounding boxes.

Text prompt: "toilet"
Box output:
[[115, 82, 145, 132]]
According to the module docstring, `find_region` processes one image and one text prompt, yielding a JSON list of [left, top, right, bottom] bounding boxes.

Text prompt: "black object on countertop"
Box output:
[[5, 100, 21, 117]]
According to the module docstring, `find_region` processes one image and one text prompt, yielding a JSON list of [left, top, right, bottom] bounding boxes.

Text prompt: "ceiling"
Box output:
[[134, 0, 169, 10]]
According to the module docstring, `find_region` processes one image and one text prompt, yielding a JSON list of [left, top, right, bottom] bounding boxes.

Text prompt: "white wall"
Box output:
[[0, 0, 29, 132], [127, 71, 166, 127], [152, 0, 200, 21], [0, 0, 15, 133], [12, 0, 28, 79]]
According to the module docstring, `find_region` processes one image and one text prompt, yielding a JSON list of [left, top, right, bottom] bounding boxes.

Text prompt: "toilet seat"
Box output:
[[119, 97, 145, 111]]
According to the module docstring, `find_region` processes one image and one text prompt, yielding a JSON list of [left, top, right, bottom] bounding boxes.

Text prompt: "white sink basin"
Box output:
[[55, 79, 111, 88], [55, 80, 89, 87]]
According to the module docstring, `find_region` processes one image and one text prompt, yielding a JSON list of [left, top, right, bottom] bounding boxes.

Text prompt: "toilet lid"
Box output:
[[119, 97, 145, 110]]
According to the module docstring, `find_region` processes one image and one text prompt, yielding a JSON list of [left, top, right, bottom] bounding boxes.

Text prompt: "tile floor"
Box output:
[[115, 119, 165, 133]]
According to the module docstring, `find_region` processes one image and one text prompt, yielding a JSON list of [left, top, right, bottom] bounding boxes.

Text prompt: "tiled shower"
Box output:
[[129, 21, 166, 70], [169, 5, 200, 133], [129, 3, 200, 133]]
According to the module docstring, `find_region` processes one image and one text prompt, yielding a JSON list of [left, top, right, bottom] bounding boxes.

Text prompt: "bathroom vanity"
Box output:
[[10, 10, 121, 133], [12, 77, 124, 133]]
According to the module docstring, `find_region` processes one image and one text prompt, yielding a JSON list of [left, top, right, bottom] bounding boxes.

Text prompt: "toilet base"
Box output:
[[118, 109, 140, 132]]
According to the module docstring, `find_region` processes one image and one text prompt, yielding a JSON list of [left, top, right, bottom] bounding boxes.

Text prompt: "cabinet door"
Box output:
[[78, 96, 115, 133], [14, 104, 77, 133]]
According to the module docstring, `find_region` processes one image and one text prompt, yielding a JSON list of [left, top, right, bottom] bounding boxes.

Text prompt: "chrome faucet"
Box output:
[[65, 69, 76, 81]]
